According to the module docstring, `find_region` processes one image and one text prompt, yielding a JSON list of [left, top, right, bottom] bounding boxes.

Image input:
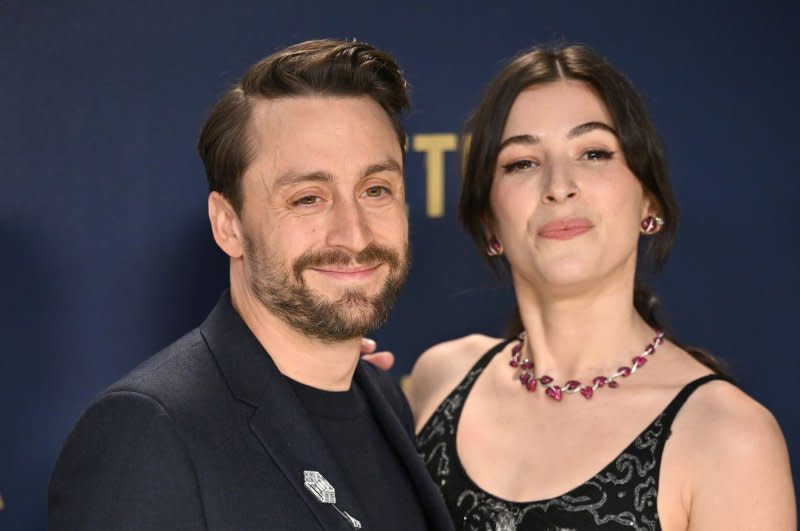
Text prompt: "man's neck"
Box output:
[[230, 283, 361, 392]]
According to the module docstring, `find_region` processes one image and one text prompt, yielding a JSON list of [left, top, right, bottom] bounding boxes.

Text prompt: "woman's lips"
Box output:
[[537, 218, 594, 240]]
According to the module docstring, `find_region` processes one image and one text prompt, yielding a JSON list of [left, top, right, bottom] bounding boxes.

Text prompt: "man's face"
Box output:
[[237, 95, 409, 342]]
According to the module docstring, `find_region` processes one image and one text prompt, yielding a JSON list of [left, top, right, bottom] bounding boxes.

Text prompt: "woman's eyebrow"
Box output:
[[566, 121, 618, 139], [497, 134, 540, 153]]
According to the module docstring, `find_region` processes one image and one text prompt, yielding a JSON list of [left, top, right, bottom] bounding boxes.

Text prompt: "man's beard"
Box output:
[[244, 235, 410, 343]]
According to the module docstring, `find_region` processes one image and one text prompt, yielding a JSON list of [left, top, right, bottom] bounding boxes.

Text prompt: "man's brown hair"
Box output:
[[198, 39, 410, 213]]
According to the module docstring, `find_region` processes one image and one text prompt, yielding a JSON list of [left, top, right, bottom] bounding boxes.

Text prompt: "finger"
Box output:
[[360, 337, 377, 354], [361, 351, 395, 371]]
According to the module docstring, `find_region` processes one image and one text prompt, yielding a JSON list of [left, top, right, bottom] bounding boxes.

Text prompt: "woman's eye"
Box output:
[[363, 185, 390, 198], [581, 149, 615, 161], [501, 160, 537, 173]]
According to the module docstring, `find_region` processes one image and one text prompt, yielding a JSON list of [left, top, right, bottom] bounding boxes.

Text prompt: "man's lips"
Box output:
[[537, 218, 594, 240], [308, 264, 383, 280]]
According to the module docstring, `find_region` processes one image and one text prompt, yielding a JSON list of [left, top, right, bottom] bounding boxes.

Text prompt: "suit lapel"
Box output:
[[355, 363, 455, 531], [200, 293, 365, 531], [248, 376, 367, 531]]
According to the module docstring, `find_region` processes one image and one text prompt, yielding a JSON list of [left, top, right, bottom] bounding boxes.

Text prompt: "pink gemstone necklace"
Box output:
[[509, 330, 665, 400]]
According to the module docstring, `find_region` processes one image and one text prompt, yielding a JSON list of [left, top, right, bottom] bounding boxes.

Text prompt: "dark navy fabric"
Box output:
[[49, 293, 453, 530], [287, 377, 429, 530]]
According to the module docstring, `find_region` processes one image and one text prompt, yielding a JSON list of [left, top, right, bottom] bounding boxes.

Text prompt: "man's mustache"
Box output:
[[292, 244, 401, 281]]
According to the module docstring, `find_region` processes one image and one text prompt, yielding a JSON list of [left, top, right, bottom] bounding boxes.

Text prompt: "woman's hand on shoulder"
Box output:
[[359, 337, 395, 371], [684, 382, 795, 530], [406, 334, 500, 434]]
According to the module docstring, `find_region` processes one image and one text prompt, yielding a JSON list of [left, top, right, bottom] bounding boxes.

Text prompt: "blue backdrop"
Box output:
[[2, 2, 798, 528]]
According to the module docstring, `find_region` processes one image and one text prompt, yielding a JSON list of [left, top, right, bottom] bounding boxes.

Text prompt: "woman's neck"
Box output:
[[513, 275, 656, 382]]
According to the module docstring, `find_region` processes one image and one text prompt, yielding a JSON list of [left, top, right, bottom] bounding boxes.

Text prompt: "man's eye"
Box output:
[[501, 160, 537, 173], [581, 149, 615, 161], [292, 195, 321, 206], [363, 186, 390, 198]]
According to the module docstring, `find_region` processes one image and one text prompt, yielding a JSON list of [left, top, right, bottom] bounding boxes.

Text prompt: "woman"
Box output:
[[406, 45, 795, 530]]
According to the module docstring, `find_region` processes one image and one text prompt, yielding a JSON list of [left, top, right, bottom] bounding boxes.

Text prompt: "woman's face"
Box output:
[[489, 80, 652, 294]]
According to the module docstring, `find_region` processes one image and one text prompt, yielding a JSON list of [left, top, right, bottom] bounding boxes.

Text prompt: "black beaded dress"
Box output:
[[417, 339, 725, 531]]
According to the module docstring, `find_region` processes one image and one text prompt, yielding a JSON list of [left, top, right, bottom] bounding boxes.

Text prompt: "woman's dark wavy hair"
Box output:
[[459, 43, 728, 376], [198, 39, 410, 214]]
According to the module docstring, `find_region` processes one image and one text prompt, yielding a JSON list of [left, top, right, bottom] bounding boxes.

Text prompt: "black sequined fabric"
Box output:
[[417, 340, 723, 531]]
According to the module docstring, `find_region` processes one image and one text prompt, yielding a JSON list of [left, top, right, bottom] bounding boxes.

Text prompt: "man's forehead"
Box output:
[[247, 94, 384, 129], [247, 95, 398, 150], [242, 95, 403, 190]]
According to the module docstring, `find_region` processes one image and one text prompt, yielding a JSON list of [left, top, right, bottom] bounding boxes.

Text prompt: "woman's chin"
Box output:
[[521, 264, 609, 295]]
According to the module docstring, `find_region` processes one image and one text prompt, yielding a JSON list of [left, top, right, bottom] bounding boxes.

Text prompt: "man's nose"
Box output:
[[325, 198, 373, 252]]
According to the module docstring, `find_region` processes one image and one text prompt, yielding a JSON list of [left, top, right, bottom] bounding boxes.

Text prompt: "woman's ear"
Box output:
[[640, 192, 663, 221], [639, 193, 666, 234], [481, 216, 504, 256]]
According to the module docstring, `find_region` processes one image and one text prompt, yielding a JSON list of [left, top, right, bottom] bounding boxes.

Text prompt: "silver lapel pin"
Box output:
[[303, 470, 362, 529]]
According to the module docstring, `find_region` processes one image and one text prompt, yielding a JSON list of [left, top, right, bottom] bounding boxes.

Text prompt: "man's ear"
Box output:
[[208, 192, 244, 258]]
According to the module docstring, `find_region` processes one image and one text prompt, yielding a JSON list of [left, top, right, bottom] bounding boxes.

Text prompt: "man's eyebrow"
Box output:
[[497, 134, 540, 153], [566, 121, 618, 139], [362, 159, 402, 178], [271, 171, 332, 192], [270, 158, 402, 192]]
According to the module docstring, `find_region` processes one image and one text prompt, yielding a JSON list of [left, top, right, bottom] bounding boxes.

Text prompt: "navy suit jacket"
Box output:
[[49, 293, 454, 530]]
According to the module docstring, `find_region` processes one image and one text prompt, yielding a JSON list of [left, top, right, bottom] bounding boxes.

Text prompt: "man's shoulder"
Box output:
[[56, 327, 236, 478], [104, 327, 221, 413], [49, 328, 217, 530]]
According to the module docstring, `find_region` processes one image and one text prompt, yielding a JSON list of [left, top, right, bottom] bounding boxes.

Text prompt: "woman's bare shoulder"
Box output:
[[405, 334, 503, 432], [673, 378, 795, 528], [680, 379, 785, 449]]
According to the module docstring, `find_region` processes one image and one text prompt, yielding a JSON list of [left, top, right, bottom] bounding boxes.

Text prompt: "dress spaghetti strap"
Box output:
[[651, 373, 731, 471], [659, 374, 729, 424], [415, 338, 512, 438]]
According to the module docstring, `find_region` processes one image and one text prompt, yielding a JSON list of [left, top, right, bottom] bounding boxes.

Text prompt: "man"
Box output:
[[49, 39, 453, 530]]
